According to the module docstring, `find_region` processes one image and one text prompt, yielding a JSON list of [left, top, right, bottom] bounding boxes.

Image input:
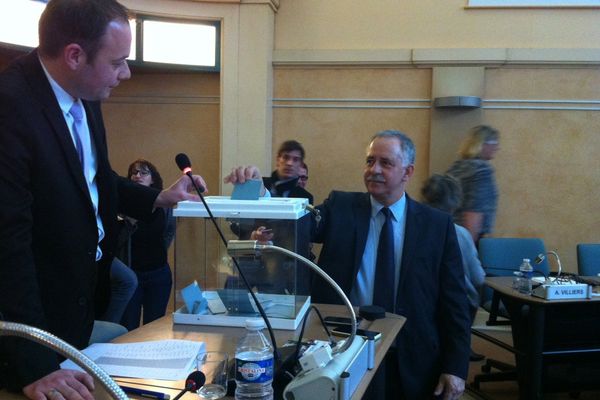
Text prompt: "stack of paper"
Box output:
[[61, 339, 205, 380]]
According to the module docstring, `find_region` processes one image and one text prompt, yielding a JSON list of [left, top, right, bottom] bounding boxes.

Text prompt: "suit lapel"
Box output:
[[353, 193, 371, 279], [397, 196, 420, 303], [23, 52, 90, 197]]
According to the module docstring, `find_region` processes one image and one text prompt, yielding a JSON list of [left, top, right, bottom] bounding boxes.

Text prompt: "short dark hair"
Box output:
[[277, 140, 305, 160], [421, 174, 463, 214], [127, 159, 164, 190], [39, 0, 129, 63]]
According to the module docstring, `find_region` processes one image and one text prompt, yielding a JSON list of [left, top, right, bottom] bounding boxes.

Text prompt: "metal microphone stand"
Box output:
[[0, 321, 127, 400]]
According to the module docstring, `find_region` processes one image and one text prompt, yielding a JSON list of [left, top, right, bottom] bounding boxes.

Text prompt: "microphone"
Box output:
[[172, 371, 206, 400], [535, 251, 563, 281], [173, 154, 281, 365], [175, 153, 205, 193]]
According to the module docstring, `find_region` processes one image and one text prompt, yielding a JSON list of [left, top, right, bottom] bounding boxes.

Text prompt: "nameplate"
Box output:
[[532, 283, 588, 300]]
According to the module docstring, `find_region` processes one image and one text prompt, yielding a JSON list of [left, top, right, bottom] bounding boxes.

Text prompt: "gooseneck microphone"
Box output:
[[174, 154, 281, 365], [172, 370, 206, 400], [175, 153, 205, 193]]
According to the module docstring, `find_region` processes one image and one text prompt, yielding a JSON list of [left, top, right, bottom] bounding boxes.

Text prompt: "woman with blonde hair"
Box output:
[[447, 125, 500, 244]]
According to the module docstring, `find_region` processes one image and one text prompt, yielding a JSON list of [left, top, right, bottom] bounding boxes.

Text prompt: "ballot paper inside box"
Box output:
[[172, 197, 312, 330]]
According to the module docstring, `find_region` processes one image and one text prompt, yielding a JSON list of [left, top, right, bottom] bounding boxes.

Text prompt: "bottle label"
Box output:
[[235, 357, 274, 384]]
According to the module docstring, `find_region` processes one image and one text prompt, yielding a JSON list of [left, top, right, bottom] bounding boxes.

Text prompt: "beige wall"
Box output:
[[273, 67, 432, 204], [275, 0, 600, 50], [272, 64, 600, 271], [482, 68, 600, 270], [103, 71, 220, 192], [270, 1, 600, 271]]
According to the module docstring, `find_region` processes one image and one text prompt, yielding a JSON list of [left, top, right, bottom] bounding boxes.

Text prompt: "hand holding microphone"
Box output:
[[153, 153, 208, 208]]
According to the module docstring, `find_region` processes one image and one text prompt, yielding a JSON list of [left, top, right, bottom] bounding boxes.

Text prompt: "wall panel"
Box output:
[[103, 72, 220, 192], [273, 67, 432, 206], [482, 68, 600, 271]]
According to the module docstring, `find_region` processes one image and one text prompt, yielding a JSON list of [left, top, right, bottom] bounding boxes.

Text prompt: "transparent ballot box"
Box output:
[[172, 197, 311, 330]]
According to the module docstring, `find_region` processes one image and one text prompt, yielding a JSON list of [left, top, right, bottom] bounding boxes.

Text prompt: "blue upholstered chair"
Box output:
[[577, 243, 600, 276], [478, 237, 549, 322], [473, 237, 550, 390]]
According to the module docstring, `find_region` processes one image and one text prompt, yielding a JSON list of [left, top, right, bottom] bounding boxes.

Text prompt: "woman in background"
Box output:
[[446, 125, 500, 244], [120, 159, 175, 330]]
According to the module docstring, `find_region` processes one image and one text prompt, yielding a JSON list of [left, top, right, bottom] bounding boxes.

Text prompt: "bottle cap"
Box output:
[[245, 318, 265, 330]]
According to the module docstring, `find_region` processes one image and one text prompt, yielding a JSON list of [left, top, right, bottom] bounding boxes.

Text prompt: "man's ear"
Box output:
[[63, 43, 86, 70], [402, 164, 415, 182]]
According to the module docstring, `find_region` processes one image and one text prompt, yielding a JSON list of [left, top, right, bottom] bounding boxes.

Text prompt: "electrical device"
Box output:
[[532, 251, 588, 299], [227, 240, 370, 400]]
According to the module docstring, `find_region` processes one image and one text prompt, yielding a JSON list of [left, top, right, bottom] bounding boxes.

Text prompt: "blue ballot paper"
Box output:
[[231, 179, 262, 200], [181, 281, 208, 314]]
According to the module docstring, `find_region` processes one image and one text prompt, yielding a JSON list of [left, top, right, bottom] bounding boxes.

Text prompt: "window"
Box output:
[[0, 0, 45, 48], [0, 1, 220, 71], [135, 17, 220, 70]]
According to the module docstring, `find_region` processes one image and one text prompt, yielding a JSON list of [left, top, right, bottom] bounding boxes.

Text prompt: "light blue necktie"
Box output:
[[69, 101, 85, 166]]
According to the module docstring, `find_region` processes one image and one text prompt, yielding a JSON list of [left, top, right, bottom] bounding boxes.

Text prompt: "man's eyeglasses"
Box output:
[[131, 169, 151, 177], [298, 175, 309, 181]]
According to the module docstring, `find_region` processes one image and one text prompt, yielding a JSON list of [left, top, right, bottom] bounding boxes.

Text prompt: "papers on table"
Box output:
[[61, 339, 205, 380]]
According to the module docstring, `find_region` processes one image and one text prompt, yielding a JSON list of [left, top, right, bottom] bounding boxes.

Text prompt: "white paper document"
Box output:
[[61, 339, 205, 380]]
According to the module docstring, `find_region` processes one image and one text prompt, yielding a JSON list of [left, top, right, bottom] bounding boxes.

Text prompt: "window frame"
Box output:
[[129, 14, 221, 72]]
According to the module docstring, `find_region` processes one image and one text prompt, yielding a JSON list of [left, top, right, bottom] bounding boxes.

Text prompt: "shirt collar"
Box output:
[[369, 193, 406, 221], [38, 56, 77, 115]]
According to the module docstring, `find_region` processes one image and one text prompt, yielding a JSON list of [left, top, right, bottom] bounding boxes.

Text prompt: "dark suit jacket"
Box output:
[[263, 171, 314, 205], [0, 51, 158, 390], [311, 191, 471, 398]]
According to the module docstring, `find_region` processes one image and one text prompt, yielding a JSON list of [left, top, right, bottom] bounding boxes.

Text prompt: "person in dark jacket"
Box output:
[[119, 159, 176, 331], [263, 140, 313, 204], [0, 1, 205, 398]]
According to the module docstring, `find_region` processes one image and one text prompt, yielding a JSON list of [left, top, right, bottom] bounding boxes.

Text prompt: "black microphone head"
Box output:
[[186, 370, 206, 391], [175, 153, 192, 172]]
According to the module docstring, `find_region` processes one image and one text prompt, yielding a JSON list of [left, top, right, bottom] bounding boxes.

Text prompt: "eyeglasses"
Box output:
[[298, 175, 309, 181], [131, 169, 151, 177]]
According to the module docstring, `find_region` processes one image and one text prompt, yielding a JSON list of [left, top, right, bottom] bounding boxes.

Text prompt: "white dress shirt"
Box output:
[[39, 59, 105, 261]]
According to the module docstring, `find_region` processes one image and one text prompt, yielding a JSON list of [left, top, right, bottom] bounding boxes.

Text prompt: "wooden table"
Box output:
[[1, 304, 404, 399]]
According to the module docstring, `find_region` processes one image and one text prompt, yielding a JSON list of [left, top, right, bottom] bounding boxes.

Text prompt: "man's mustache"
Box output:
[[366, 175, 385, 183]]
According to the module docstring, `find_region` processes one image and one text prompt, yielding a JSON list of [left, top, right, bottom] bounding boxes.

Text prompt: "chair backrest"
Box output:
[[478, 238, 550, 311], [479, 237, 550, 278], [577, 243, 600, 276]]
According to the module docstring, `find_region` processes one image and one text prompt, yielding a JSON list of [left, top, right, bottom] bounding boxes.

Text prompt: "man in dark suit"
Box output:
[[0, 1, 205, 399], [311, 130, 471, 399]]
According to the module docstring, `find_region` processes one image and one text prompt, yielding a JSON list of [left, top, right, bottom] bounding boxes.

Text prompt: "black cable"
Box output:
[[181, 173, 281, 364], [292, 305, 335, 364]]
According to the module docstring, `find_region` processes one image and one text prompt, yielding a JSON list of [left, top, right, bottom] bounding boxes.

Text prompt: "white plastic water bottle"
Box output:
[[235, 318, 274, 400], [518, 258, 534, 295]]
